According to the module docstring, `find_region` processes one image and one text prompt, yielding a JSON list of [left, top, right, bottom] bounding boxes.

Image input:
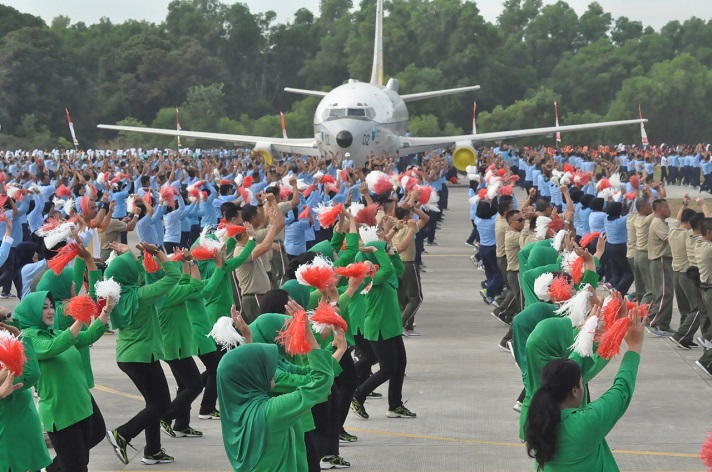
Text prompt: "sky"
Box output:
[[3, 0, 712, 30]]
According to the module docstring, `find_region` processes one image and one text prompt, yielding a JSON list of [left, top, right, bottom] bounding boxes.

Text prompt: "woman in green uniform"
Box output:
[[525, 313, 645, 471], [103, 243, 181, 466], [14, 289, 113, 472]]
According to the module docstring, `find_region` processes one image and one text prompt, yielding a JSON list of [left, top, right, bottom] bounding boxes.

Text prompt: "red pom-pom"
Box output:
[[477, 188, 488, 199], [159, 186, 178, 208], [625, 191, 636, 201], [548, 215, 566, 234], [700, 432, 712, 469], [188, 187, 201, 200], [279, 186, 293, 201], [298, 206, 311, 219], [354, 204, 379, 227], [418, 186, 433, 205], [597, 316, 631, 359], [142, 251, 161, 273], [62, 295, 100, 324], [373, 177, 393, 195], [225, 225, 246, 237], [0, 332, 26, 376], [303, 184, 315, 198], [498, 169, 507, 177], [191, 246, 217, 260], [56, 185, 72, 198], [242, 176, 254, 188], [564, 164, 575, 173], [629, 175, 640, 190], [275, 309, 312, 356], [449, 176, 458, 184], [316, 203, 344, 228], [336, 261, 371, 279], [320, 174, 335, 185], [296, 258, 338, 292], [602, 297, 622, 329], [142, 192, 153, 205], [339, 169, 350, 182], [220, 179, 233, 186], [311, 301, 348, 332], [549, 275, 573, 302], [47, 243, 79, 276], [498, 184, 513, 196], [238, 187, 253, 203], [579, 232, 600, 249], [170, 252, 184, 261], [508, 174, 520, 183], [572, 256, 585, 284], [597, 178, 611, 190]]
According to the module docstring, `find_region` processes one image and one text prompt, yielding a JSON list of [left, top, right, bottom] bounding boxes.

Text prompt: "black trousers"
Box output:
[[606, 242, 634, 295], [116, 360, 170, 456], [163, 241, 181, 255], [353, 333, 376, 386], [355, 335, 407, 410], [47, 396, 105, 472], [163, 357, 203, 430], [0, 246, 15, 293], [198, 349, 222, 414]]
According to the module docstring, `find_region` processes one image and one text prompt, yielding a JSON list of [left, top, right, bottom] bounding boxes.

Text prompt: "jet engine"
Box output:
[[252, 142, 274, 165], [452, 140, 477, 172]]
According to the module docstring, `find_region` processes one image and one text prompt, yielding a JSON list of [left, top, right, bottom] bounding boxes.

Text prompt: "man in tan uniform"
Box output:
[[633, 198, 654, 305], [647, 199, 675, 336], [694, 217, 712, 378]]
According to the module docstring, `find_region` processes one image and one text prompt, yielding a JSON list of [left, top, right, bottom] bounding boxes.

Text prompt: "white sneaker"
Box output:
[[697, 337, 712, 350], [512, 401, 522, 413]]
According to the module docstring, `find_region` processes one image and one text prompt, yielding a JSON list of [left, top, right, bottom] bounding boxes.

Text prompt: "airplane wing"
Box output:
[[284, 87, 329, 98], [400, 85, 480, 103], [398, 119, 647, 153], [97, 124, 320, 156]]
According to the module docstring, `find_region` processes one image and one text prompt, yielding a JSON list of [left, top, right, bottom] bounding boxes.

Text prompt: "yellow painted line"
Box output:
[[94, 386, 702, 461]]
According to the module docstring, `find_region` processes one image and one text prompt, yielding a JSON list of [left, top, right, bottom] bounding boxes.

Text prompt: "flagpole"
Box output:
[[65, 107, 79, 151], [554, 101, 561, 147], [472, 102, 477, 135], [175, 107, 182, 148]]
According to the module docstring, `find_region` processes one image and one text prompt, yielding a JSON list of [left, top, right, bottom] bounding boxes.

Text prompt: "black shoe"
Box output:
[[142, 449, 174, 465], [498, 339, 511, 353], [106, 430, 131, 465], [350, 398, 369, 419], [366, 391, 383, 399]]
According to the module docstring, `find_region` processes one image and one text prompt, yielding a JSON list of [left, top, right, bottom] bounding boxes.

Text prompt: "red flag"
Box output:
[[280, 112, 288, 139], [639, 104, 649, 147], [65, 108, 78, 146], [176, 107, 182, 147], [554, 101, 561, 144]]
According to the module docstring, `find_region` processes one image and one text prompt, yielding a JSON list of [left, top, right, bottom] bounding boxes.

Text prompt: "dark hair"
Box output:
[[535, 198, 551, 213], [219, 184, 233, 195], [394, 207, 410, 220], [605, 202, 622, 220], [286, 251, 317, 280], [589, 197, 605, 212], [690, 212, 704, 231], [569, 188, 583, 204], [260, 289, 290, 315], [652, 199, 667, 212], [222, 202, 240, 222], [525, 358, 582, 470], [701, 217, 712, 236], [498, 199, 514, 216], [579, 194, 594, 209], [241, 204, 259, 224], [506, 210, 521, 223], [140, 176, 150, 187], [680, 208, 696, 224]]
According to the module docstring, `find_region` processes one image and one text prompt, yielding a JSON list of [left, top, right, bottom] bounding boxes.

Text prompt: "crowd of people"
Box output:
[[464, 143, 712, 469], [0, 147, 455, 471]]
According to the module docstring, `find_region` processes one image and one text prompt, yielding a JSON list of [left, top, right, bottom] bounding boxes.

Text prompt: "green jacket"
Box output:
[[158, 275, 203, 360], [205, 239, 256, 324], [362, 246, 404, 341], [184, 268, 226, 356]]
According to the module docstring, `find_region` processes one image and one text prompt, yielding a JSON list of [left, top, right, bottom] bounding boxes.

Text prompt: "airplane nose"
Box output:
[[336, 130, 353, 148]]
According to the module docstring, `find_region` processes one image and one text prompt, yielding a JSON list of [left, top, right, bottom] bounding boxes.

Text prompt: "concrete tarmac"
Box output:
[[2, 184, 710, 471]]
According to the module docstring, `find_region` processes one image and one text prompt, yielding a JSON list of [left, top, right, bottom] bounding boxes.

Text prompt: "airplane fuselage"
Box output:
[[313, 80, 408, 162]]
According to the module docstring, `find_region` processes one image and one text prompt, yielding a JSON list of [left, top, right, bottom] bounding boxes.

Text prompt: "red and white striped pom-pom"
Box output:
[[142, 192, 153, 205], [560, 251, 578, 275], [486, 181, 501, 201], [95, 277, 121, 303], [596, 178, 612, 191], [296, 255, 338, 291], [580, 232, 600, 249], [355, 204, 379, 226], [498, 184, 514, 196], [700, 432, 712, 470], [601, 295, 621, 329], [242, 175, 254, 188], [310, 301, 348, 333], [320, 174, 336, 185], [555, 284, 593, 328], [552, 229, 567, 252], [418, 185, 440, 212], [549, 275, 573, 303], [298, 206, 311, 219], [597, 316, 631, 359], [315, 202, 344, 228], [348, 202, 364, 217], [0, 330, 26, 376], [279, 186, 293, 201], [126, 195, 136, 213], [62, 295, 100, 324], [234, 174, 244, 187], [400, 174, 418, 191], [239, 187, 254, 203], [35, 215, 64, 237], [534, 272, 555, 302], [365, 170, 392, 195], [207, 317, 244, 351], [571, 255, 585, 284], [629, 174, 640, 190], [571, 315, 599, 357], [142, 251, 161, 273], [303, 184, 316, 198], [358, 225, 379, 244], [97, 172, 108, 187], [56, 184, 72, 198], [187, 186, 201, 202], [609, 173, 621, 189], [5, 185, 23, 202], [339, 169, 350, 182], [191, 246, 217, 260], [336, 261, 371, 280], [159, 186, 178, 208], [276, 309, 312, 356], [47, 243, 79, 275], [535, 216, 552, 240], [63, 198, 75, 216]]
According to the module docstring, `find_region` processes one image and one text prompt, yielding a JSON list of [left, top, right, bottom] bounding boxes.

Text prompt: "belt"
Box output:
[[701, 284, 712, 291]]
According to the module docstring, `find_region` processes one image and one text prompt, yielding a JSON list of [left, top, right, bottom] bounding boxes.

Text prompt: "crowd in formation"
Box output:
[[465, 144, 712, 470], [0, 148, 455, 471]]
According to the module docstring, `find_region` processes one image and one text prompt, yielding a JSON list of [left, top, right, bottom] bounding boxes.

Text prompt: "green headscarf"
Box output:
[[280, 279, 311, 308], [191, 236, 217, 278], [250, 313, 289, 356], [364, 241, 399, 288], [217, 343, 279, 472], [309, 240, 335, 261], [524, 317, 574, 396], [103, 252, 140, 329], [36, 268, 74, 330], [14, 291, 54, 331]]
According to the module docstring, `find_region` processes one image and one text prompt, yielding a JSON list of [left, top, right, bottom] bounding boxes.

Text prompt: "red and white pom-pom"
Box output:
[[298, 206, 311, 219], [596, 178, 612, 191], [560, 251, 578, 275], [170, 252, 184, 261], [315, 202, 344, 228], [63, 198, 75, 216], [35, 215, 64, 237], [469, 195, 481, 206], [580, 232, 600, 249], [207, 317, 244, 350], [302, 184, 316, 198], [142, 192, 153, 205], [549, 275, 573, 303], [571, 256, 585, 284], [486, 181, 501, 201], [279, 186, 293, 201], [336, 261, 371, 280], [126, 195, 136, 213], [310, 301, 348, 333], [535, 216, 552, 240], [215, 224, 246, 240], [355, 204, 379, 226], [142, 251, 161, 273], [629, 175, 640, 190], [5, 185, 22, 202], [56, 185, 72, 198], [365, 171, 392, 195], [598, 187, 615, 201], [95, 277, 121, 303], [552, 230, 567, 252], [62, 295, 100, 324], [597, 316, 631, 359], [534, 272, 555, 302], [48, 243, 80, 275], [276, 309, 312, 355], [555, 284, 593, 328], [418, 185, 440, 212], [97, 172, 108, 187], [700, 432, 712, 470], [601, 295, 621, 329], [400, 174, 418, 191], [348, 202, 364, 217], [498, 184, 514, 196], [359, 225, 379, 244], [609, 173, 621, 189], [296, 255, 338, 291], [0, 330, 26, 376], [239, 187, 254, 203], [159, 186, 178, 208], [324, 182, 340, 194], [187, 185, 201, 203], [84, 184, 97, 199], [572, 315, 599, 357]]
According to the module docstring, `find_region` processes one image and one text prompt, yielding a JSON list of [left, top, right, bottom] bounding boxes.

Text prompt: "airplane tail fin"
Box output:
[[369, 0, 384, 86]]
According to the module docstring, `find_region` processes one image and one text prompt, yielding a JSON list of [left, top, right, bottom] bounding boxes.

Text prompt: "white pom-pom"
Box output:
[[106, 250, 118, 266], [486, 181, 501, 200], [52, 197, 64, 209], [359, 225, 379, 244], [484, 170, 494, 184], [29, 183, 41, 194], [555, 284, 593, 328], [95, 277, 121, 302], [215, 228, 227, 241], [200, 237, 224, 252], [562, 171, 573, 185], [126, 195, 135, 214], [552, 229, 567, 252], [534, 272, 554, 302], [212, 169, 221, 182], [609, 173, 621, 189], [550, 175, 560, 186], [207, 317, 244, 350], [84, 184, 94, 198], [598, 187, 614, 200], [465, 165, 478, 175], [97, 172, 107, 186], [5, 185, 20, 200], [535, 216, 552, 240], [365, 170, 390, 193], [560, 251, 578, 275], [571, 315, 599, 357], [234, 174, 244, 187], [44, 222, 76, 250], [400, 175, 411, 189], [469, 195, 480, 205], [467, 173, 481, 182], [348, 202, 364, 217], [63, 198, 75, 215]]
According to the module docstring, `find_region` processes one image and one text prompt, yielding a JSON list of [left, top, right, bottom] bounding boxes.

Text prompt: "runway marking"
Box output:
[[94, 383, 700, 461]]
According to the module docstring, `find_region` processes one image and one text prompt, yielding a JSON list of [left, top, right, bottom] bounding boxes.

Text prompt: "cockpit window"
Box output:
[[323, 107, 376, 120], [347, 108, 366, 117]]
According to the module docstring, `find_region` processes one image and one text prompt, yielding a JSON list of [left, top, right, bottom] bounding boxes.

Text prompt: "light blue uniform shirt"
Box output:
[[474, 214, 496, 246], [604, 214, 629, 244], [162, 198, 185, 244], [589, 211, 607, 234]]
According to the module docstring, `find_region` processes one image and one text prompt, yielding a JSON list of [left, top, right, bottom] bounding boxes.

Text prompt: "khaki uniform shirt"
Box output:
[[626, 213, 637, 258], [233, 242, 271, 295], [687, 233, 702, 268], [648, 217, 672, 259], [634, 214, 654, 251], [696, 239, 712, 285], [505, 229, 522, 272], [391, 226, 416, 262], [495, 215, 508, 258], [667, 221, 690, 272]]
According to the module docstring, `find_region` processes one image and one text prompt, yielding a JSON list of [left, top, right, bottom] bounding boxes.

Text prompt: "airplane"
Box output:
[[98, 0, 646, 171]]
